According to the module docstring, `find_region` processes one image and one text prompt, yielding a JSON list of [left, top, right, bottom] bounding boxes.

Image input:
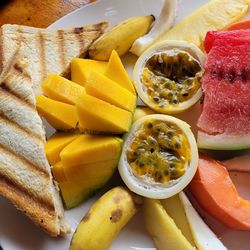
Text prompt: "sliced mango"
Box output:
[[45, 132, 79, 165], [76, 93, 132, 133], [41, 74, 85, 105], [133, 107, 155, 122], [60, 134, 122, 166], [59, 159, 118, 209], [85, 71, 136, 112], [60, 181, 89, 209], [36, 95, 78, 131], [71, 58, 107, 86], [105, 50, 136, 94], [63, 159, 117, 183], [52, 161, 67, 182]]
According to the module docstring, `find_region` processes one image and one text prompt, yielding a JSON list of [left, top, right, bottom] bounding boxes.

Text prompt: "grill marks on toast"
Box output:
[[0, 61, 34, 105], [74, 28, 85, 56], [0, 143, 48, 177], [0, 145, 53, 206], [57, 30, 67, 73], [0, 65, 45, 139], [0, 172, 54, 211], [38, 32, 47, 82], [0, 81, 34, 108], [0, 57, 64, 235], [0, 115, 48, 172], [0, 174, 57, 236]]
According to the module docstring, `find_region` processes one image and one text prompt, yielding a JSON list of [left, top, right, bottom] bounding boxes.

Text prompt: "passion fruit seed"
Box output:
[[141, 49, 202, 107], [126, 120, 190, 184]]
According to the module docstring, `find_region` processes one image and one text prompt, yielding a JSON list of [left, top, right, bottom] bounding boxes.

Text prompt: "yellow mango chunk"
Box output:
[[76, 93, 132, 133], [45, 132, 79, 165], [64, 159, 117, 183], [52, 161, 67, 182], [41, 74, 85, 105], [60, 134, 122, 166], [36, 95, 78, 131], [60, 181, 86, 209], [105, 50, 136, 94], [85, 71, 136, 112], [133, 107, 155, 122], [71, 58, 107, 86], [59, 159, 118, 208]]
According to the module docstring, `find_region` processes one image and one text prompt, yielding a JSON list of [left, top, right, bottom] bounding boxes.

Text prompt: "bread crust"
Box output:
[[0, 174, 60, 236]]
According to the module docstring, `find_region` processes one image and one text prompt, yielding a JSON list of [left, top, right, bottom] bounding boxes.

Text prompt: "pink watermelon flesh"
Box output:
[[204, 30, 250, 53], [197, 44, 250, 149]]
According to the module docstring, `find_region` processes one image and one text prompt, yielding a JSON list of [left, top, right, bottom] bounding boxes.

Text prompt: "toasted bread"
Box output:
[[0, 52, 70, 236], [0, 22, 108, 94]]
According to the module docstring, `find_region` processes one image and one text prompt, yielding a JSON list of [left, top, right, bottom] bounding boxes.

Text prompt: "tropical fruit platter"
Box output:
[[1, 0, 250, 249]]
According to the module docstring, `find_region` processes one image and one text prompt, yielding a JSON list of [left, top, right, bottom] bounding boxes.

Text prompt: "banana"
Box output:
[[130, 0, 178, 56], [88, 16, 154, 61], [70, 186, 142, 250]]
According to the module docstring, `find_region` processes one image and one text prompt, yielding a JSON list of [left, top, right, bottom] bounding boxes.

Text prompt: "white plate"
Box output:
[[1, 0, 250, 249]]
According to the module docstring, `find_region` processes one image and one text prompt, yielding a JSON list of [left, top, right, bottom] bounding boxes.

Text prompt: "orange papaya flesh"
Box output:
[[189, 154, 250, 230]]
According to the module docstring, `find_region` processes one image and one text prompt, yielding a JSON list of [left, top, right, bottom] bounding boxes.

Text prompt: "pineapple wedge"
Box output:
[[156, 0, 250, 49]]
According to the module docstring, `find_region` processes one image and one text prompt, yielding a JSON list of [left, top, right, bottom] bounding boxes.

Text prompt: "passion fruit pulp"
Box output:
[[118, 114, 198, 199], [133, 40, 205, 114], [126, 119, 190, 184]]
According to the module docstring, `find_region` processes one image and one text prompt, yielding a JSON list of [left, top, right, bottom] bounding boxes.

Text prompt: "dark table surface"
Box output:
[[0, 0, 94, 28]]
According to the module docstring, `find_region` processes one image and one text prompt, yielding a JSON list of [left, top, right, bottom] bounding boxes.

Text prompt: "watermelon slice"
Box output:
[[204, 30, 250, 53], [197, 34, 250, 150]]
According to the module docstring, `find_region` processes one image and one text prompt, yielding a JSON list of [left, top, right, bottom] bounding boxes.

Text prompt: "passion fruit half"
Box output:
[[133, 40, 205, 114], [118, 114, 198, 199]]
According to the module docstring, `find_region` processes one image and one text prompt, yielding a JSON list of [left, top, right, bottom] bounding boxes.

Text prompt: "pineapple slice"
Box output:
[[156, 0, 250, 49]]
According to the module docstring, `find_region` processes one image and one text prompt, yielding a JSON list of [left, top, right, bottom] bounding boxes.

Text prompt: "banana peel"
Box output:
[[130, 0, 178, 56]]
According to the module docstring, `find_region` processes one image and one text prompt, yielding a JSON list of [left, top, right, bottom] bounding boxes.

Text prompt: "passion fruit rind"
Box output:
[[118, 114, 198, 199], [133, 40, 205, 114]]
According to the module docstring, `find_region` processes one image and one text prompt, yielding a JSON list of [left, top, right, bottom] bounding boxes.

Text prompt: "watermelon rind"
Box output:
[[197, 131, 250, 150]]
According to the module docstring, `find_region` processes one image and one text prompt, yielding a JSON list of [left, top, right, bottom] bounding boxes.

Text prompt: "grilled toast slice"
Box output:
[[0, 22, 108, 95], [0, 52, 70, 236]]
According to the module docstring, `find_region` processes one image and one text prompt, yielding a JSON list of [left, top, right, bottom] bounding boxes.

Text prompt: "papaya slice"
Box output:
[[223, 154, 250, 172], [41, 74, 85, 105], [227, 20, 250, 30], [189, 154, 250, 230]]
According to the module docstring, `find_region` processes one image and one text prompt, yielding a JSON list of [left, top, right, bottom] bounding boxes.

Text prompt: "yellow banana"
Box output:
[[70, 186, 142, 250], [88, 15, 154, 61]]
